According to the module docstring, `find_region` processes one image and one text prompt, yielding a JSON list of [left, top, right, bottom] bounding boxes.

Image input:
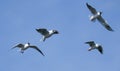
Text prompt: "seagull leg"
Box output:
[[43, 38, 46, 41], [20, 50, 24, 54], [42, 36, 46, 42], [40, 36, 45, 42]]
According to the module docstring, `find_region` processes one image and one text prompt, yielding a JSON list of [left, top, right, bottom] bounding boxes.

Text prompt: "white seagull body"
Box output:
[[36, 28, 59, 42], [86, 3, 114, 31], [12, 43, 45, 56], [85, 41, 103, 54]]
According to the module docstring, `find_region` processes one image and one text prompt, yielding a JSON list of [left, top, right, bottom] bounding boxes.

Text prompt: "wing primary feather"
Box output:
[[86, 3, 97, 14], [97, 16, 114, 31], [98, 46, 103, 54], [30, 46, 45, 56], [36, 28, 49, 36]]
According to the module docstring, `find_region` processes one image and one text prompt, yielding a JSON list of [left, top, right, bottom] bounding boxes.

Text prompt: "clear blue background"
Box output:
[[0, 0, 120, 71]]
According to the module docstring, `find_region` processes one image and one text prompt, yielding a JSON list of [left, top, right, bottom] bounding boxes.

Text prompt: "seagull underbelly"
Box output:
[[90, 14, 100, 22], [90, 16, 96, 21]]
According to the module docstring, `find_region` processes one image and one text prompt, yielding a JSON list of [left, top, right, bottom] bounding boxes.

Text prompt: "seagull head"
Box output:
[[27, 42, 30, 45], [52, 30, 59, 34], [99, 11, 102, 15]]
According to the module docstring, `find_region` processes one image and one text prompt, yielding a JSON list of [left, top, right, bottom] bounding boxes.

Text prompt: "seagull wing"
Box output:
[[86, 3, 97, 15], [97, 46, 103, 54], [85, 41, 95, 47], [97, 16, 114, 31], [29, 46, 45, 56], [12, 44, 24, 49], [36, 28, 49, 36]]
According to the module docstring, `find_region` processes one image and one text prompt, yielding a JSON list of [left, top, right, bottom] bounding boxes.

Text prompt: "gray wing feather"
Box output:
[[36, 28, 49, 35], [29, 46, 45, 56], [12, 44, 24, 49], [97, 16, 114, 31], [85, 41, 95, 47], [86, 3, 97, 15]]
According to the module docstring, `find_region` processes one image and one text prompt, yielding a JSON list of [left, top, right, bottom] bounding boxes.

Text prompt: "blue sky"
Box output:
[[0, 0, 120, 71]]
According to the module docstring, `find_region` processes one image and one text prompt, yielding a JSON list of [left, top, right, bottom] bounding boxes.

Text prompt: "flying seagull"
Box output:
[[36, 28, 59, 42], [86, 3, 114, 31], [12, 43, 45, 56], [85, 41, 103, 54]]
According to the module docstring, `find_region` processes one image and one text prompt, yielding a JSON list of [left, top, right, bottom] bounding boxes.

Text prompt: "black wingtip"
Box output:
[[36, 28, 40, 32], [85, 41, 90, 44], [85, 41, 94, 44], [100, 51, 103, 54], [105, 25, 114, 32], [86, 3, 92, 9], [110, 30, 114, 32], [85, 42, 88, 44], [11, 46, 16, 50], [109, 29, 114, 32], [38, 50, 45, 56], [85, 41, 89, 44], [86, 2, 88, 5], [99, 49, 103, 54], [41, 53, 45, 56], [36, 28, 39, 31], [86, 2, 89, 6]]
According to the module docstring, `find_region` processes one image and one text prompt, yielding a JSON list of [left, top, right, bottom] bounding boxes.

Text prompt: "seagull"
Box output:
[[86, 3, 114, 31], [85, 41, 103, 54], [12, 43, 45, 56], [36, 28, 59, 42]]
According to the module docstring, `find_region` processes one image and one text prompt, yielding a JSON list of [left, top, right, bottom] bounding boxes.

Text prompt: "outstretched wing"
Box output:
[[97, 46, 103, 54], [29, 46, 45, 56], [86, 3, 97, 15], [36, 28, 49, 36], [12, 44, 24, 49], [85, 41, 95, 47], [97, 16, 114, 31]]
